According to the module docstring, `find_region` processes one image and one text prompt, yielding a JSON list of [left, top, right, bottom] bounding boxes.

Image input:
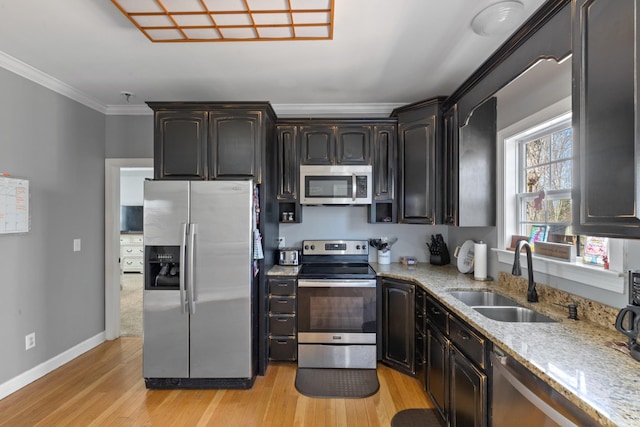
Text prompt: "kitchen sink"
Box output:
[[473, 306, 557, 323], [448, 290, 557, 323], [449, 291, 522, 307]]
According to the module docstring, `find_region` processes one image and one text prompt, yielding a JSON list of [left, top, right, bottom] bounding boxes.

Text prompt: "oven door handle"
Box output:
[[298, 279, 377, 288]]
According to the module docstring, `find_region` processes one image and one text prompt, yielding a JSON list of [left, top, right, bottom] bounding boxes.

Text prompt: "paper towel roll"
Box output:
[[474, 241, 487, 280]]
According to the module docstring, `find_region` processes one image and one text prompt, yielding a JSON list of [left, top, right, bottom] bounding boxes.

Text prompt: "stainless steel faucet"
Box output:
[[512, 240, 538, 303]]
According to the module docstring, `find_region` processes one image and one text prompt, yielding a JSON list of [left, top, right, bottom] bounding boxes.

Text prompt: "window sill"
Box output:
[[493, 248, 624, 294]]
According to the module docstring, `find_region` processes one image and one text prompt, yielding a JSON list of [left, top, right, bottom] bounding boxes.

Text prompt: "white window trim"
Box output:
[[496, 96, 624, 294]]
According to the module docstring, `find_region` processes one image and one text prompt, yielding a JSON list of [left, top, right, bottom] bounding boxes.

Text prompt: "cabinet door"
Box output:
[[381, 278, 415, 375], [442, 106, 459, 225], [372, 125, 396, 201], [154, 111, 207, 180], [276, 126, 299, 200], [336, 126, 371, 164], [398, 115, 437, 224], [573, 0, 640, 237], [449, 346, 487, 427], [300, 125, 335, 164], [427, 325, 449, 424], [209, 111, 261, 181]]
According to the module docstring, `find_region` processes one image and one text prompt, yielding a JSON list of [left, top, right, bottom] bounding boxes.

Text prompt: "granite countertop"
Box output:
[[371, 263, 638, 427], [267, 262, 639, 425]]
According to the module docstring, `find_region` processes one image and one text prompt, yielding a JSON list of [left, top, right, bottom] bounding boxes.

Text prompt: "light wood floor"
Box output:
[[0, 337, 434, 426]]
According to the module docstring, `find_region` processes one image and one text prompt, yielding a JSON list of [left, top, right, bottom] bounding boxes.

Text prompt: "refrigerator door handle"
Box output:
[[179, 222, 188, 314], [187, 223, 197, 315]]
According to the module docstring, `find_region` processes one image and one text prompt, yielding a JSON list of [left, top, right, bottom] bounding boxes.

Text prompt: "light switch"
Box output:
[[73, 238, 81, 252]]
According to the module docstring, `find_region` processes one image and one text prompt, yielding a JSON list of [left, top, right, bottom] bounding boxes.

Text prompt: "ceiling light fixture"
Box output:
[[471, 1, 525, 36], [111, 0, 334, 43]]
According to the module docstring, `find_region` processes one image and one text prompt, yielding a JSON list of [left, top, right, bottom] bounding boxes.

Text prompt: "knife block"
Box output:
[[430, 252, 450, 266]]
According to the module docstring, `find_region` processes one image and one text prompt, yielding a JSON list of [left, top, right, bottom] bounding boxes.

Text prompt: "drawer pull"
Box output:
[[457, 330, 471, 340], [276, 318, 288, 322], [431, 308, 441, 315], [276, 300, 288, 304], [275, 340, 288, 345]]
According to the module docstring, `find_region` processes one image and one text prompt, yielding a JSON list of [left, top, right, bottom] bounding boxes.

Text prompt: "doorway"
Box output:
[[105, 158, 153, 340]]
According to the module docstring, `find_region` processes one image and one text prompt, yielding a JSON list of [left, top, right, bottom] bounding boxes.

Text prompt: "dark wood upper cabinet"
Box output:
[[336, 126, 371, 164], [148, 102, 275, 183], [572, 0, 640, 237], [209, 110, 261, 181], [300, 125, 335, 165], [372, 125, 396, 201], [394, 98, 443, 224], [153, 110, 208, 180], [276, 125, 298, 200], [299, 123, 372, 165], [443, 98, 497, 227]]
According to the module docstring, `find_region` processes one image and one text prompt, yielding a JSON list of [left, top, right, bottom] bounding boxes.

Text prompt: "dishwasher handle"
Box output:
[[490, 352, 580, 427]]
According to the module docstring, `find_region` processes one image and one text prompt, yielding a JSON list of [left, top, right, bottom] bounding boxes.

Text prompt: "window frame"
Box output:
[[496, 97, 624, 294]]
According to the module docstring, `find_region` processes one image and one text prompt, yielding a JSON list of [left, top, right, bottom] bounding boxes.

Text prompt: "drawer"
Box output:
[[122, 257, 144, 272], [268, 278, 296, 296], [120, 234, 143, 244], [269, 296, 296, 313], [269, 337, 297, 361], [120, 245, 144, 257], [269, 315, 296, 336], [426, 295, 448, 333], [449, 315, 487, 370]]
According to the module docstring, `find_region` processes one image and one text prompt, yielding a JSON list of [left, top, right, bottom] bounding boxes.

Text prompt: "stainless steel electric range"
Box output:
[[297, 239, 377, 369]]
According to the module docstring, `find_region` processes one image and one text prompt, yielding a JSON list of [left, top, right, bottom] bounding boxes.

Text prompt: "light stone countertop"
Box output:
[[370, 262, 638, 427]]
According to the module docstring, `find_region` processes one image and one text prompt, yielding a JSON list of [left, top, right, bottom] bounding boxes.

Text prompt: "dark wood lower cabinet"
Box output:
[[450, 346, 487, 427], [381, 278, 415, 375], [427, 325, 449, 420]]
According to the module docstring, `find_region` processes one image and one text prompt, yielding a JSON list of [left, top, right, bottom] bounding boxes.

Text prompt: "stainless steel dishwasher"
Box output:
[[491, 348, 597, 426]]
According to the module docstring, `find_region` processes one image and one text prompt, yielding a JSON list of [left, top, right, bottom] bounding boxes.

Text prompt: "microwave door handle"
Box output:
[[352, 173, 357, 201]]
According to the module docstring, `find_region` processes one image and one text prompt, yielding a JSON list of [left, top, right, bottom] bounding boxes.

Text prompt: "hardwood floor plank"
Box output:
[[0, 338, 434, 427]]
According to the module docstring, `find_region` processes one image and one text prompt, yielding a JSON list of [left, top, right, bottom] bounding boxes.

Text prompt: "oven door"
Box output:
[[297, 279, 376, 344]]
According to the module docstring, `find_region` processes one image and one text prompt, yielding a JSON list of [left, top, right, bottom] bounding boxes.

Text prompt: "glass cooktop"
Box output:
[[297, 263, 376, 280]]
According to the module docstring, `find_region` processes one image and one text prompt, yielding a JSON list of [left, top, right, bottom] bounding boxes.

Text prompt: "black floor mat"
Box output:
[[294, 368, 379, 398], [391, 408, 444, 427]]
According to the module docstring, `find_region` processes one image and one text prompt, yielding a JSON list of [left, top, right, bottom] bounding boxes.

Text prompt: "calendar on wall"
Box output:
[[0, 175, 30, 234]]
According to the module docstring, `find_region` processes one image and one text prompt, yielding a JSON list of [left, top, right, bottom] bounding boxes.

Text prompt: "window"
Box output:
[[515, 119, 574, 247], [498, 101, 623, 294]]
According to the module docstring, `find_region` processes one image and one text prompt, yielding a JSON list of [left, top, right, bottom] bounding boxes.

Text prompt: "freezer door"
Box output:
[[189, 180, 254, 379], [142, 180, 190, 378], [143, 290, 190, 378], [143, 180, 189, 246]]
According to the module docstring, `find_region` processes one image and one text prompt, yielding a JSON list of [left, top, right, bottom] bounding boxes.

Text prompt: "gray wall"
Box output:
[[105, 114, 153, 158], [279, 206, 448, 263], [0, 68, 106, 384]]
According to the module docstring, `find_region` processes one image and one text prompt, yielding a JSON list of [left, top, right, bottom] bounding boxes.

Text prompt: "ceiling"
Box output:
[[0, 0, 547, 116]]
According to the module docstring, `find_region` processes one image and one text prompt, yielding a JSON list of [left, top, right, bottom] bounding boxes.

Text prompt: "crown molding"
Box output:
[[105, 104, 153, 115], [0, 51, 107, 114], [272, 103, 406, 118]]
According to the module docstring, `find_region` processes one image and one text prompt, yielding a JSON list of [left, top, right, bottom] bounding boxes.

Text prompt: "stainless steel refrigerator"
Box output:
[[142, 179, 255, 389]]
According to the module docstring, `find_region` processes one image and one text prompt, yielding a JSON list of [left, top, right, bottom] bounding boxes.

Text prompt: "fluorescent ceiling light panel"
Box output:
[[112, 0, 334, 42]]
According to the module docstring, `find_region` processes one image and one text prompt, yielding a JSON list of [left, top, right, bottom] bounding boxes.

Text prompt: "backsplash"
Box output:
[[498, 272, 619, 331]]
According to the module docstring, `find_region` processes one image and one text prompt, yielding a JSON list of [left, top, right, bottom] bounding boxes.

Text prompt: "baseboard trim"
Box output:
[[0, 332, 106, 400]]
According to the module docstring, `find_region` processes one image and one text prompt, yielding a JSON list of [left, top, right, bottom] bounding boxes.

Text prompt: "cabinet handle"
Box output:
[[457, 330, 470, 340], [431, 307, 441, 315], [275, 340, 288, 345], [276, 318, 288, 322], [276, 283, 288, 287], [277, 300, 288, 304]]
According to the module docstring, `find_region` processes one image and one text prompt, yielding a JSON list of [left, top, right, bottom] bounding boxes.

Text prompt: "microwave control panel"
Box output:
[[356, 175, 368, 198]]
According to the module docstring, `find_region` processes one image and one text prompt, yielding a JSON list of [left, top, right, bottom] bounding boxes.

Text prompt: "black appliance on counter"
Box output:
[[615, 270, 640, 361], [296, 239, 377, 369]]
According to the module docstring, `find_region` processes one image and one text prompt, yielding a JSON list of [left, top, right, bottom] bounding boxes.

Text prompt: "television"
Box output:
[[120, 205, 143, 233]]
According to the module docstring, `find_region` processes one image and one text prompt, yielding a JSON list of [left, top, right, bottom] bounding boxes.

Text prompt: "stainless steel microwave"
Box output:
[[300, 165, 372, 205]]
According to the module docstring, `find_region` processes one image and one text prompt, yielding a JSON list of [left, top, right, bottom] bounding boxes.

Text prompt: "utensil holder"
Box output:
[[378, 250, 390, 265]]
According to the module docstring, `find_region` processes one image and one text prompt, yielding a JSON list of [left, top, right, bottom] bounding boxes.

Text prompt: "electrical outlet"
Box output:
[[73, 238, 81, 252], [277, 237, 285, 249], [25, 332, 35, 350]]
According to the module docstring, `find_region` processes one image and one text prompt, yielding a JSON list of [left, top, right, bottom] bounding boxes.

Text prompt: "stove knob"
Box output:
[[310, 245, 316, 250], [356, 245, 361, 250], [304, 245, 309, 250]]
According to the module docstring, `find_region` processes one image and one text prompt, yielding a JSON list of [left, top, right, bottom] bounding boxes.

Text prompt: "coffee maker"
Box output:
[[615, 270, 640, 361]]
